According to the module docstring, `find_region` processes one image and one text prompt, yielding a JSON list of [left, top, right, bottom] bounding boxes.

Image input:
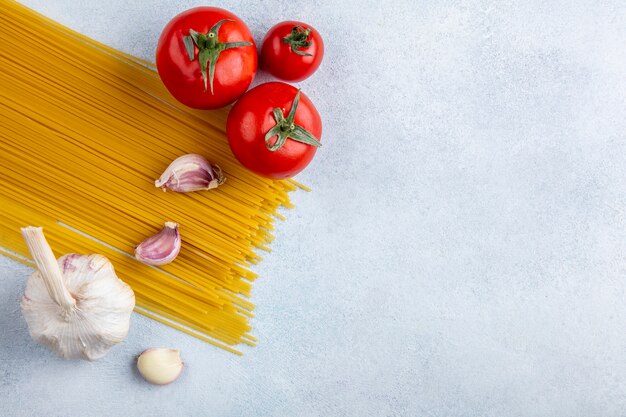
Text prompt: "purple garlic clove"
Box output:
[[155, 154, 224, 192], [134, 222, 181, 266]]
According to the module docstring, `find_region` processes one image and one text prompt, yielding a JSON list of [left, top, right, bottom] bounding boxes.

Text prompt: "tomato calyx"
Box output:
[[282, 26, 313, 56], [264, 90, 321, 151], [183, 20, 253, 94]]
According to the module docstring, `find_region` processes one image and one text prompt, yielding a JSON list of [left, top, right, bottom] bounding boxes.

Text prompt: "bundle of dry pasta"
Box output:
[[0, 0, 305, 354]]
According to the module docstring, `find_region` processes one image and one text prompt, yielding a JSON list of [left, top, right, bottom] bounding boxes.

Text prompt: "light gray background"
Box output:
[[1, 0, 625, 416]]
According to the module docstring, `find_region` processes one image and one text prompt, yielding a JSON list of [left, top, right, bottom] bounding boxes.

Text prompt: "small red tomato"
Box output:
[[226, 82, 322, 179], [156, 7, 257, 109], [260, 21, 324, 82]]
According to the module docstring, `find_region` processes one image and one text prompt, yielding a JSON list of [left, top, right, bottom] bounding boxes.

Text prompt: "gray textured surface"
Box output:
[[1, 0, 626, 416]]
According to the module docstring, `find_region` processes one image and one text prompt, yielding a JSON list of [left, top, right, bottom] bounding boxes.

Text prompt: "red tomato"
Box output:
[[156, 7, 257, 109], [260, 21, 324, 82], [226, 82, 322, 179]]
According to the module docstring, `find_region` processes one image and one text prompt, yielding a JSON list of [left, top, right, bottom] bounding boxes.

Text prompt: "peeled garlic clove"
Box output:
[[134, 222, 181, 266], [137, 348, 184, 385], [20, 227, 135, 360], [155, 154, 224, 192]]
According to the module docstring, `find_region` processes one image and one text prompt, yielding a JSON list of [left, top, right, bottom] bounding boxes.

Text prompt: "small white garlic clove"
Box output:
[[155, 154, 225, 192], [134, 222, 181, 266], [137, 348, 184, 385]]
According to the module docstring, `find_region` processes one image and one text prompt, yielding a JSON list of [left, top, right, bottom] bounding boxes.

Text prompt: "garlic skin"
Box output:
[[134, 222, 181, 266], [20, 227, 135, 361], [155, 154, 224, 192], [137, 348, 184, 385]]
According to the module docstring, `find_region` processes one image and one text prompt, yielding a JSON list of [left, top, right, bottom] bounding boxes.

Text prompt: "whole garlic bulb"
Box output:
[[20, 227, 135, 360]]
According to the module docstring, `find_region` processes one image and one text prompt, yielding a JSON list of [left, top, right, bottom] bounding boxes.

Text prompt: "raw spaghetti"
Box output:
[[0, 0, 305, 354]]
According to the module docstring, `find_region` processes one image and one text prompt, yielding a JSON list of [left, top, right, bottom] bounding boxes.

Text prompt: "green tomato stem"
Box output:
[[264, 90, 321, 151], [182, 20, 252, 94], [282, 26, 313, 56]]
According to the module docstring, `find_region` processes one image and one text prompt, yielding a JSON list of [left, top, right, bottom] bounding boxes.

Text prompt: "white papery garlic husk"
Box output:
[[20, 227, 135, 360]]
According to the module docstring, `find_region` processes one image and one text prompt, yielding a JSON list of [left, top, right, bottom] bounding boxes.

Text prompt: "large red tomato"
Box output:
[[260, 21, 324, 82], [156, 7, 257, 109], [226, 82, 322, 179]]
